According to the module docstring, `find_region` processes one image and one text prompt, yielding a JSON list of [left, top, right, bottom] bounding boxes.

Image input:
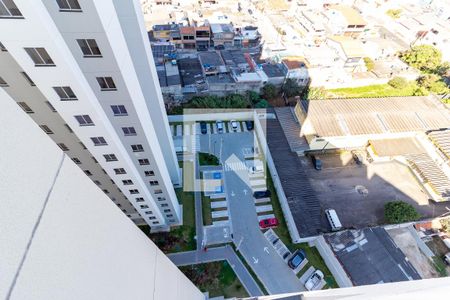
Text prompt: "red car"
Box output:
[[259, 218, 279, 229]]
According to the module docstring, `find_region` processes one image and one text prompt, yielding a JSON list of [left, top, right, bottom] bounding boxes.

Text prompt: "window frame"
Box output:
[[74, 114, 94, 126], [103, 154, 118, 162], [53, 86, 77, 101], [122, 127, 136, 136], [76, 39, 102, 57], [131, 144, 144, 152], [0, 0, 23, 18], [39, 125, 53, 134], [111, 105, 128, 116], [56, 0, 82, 12], [96, 76, 116, 91], [0, 75, 8, 87], [17, 102, 33, 113], [24, 48, 55, 66], [90, 136, 108, 146]]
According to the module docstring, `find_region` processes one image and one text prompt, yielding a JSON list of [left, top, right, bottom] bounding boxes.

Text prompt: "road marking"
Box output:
[[264, 247, 269, 254], [252, 257, 259, 264], [243, 189, 248, 195], [231, 191, 235, 197]]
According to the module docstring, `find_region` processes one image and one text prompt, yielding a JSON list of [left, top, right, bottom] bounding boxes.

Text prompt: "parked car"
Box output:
[[216, 120, 224, 133], [253, 190, 271, 199], [305, 270, 324, 291], [259, 217, 279, 229], [200, 121, 207, 134], [231, 120, 239, 131], [311, 155, 322, 170], [245, 120, 254, 131], [352, 150, 363, 165], [288, 249, 306, 269]]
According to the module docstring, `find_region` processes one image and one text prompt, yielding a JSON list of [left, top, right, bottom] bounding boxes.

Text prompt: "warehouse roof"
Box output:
[[299, 96, 450, 137]]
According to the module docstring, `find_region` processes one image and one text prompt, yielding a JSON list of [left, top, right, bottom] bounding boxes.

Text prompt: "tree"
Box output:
[[417, 74, 440, 89], [282, 78, 302, 97], [399, 45, 442, 72], [384, 201, 421, 224], [363, 57, 375, 72], [388, 76, 408, 89], [417, 74, 450, 94], [261, 83, 278, 99], [386, 9, 402, 19], [412, 86, 429, 96], [254, 99, 269, 108], [246, 91, 261, 105], [306, 86, 328, 100]]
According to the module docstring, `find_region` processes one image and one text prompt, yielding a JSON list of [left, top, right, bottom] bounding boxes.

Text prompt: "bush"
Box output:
[[388, 76, 408, 89], [306, 86, 328, 100], [363, 57, 375, 72], [282, 78, 302, 97], [384, 201, 421, 224], [386, 9, 402, 19], [246, 91, 261, 105], [429, 80, 450, 94], [262, 83, 278, 99]]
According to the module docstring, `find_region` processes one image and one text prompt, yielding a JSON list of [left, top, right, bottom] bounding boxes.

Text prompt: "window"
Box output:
[[39, 125, 53, 134], [154, 189, 163, 194], [20, 72, 35, 86], [79, 142, 86, 149], [96, 77, 116, 90], [138, 159, 149, 165], [56, 0, 81, 11], [145, 171, 155, 177], [57, 143, 69, 151], [157, 197, 165, 201], [140, 205, 149, 209], [145, 211, 153, 215], [53, 86, 77, 100], [74, 115, 94, 126], [17, 102, 33, 113], [92, 156, 98, 163], [135, 197, 144, 202], [45, 101, 57, 112], [149, 180, 159, 186], [72, 157, 81, 164], [163, 209, 171, 213], [161, 203, 168, 207], [84, 170, 92, 176], [122, 179, 133, 185], [94, 180, 101, 186], [24, 48, 55, 66], [131, 144, 144, 152], [129, 189, 139, 194], [122, 127, 136, 136], [111, 105, 127, 116], [91, 136, 107, 146], [0, 42, 6, 51], [149, 216, 156, 220], [0, 0, 23, 18], [76, 39, 101, 57], [152, 221, 159, 225], [0, 76, 8, 86], [166, 214, 173, 217], [103, 154, 118, 162], [103, 189, 109, 194], [114, 168, 126, 175]]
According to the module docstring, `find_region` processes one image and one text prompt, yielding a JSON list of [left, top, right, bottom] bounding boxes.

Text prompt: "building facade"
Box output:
[[0, 0, 181, 231]]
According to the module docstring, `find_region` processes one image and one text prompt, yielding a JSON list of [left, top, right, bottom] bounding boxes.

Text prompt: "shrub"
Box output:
[[282, 78, 302, 97], [262, 83, 278, 99], [363, 57, 375, 72], [255, 99, 269, 108], [386, 9, 402, 19], [388, 76, 408, 89], [399, 45, 442, 72], [384, 201, 421, 224]]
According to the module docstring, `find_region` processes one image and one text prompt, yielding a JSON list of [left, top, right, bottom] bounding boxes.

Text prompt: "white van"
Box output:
[[325, 209, 342, 231]]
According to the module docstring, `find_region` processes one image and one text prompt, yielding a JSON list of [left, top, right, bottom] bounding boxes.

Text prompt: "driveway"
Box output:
[[199, 130, 305, 294]]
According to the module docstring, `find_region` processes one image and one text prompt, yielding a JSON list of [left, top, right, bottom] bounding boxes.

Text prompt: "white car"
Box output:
[[304, 270, 324, 291], [216, 120, 224, 133], [230, 120, 238, 131]]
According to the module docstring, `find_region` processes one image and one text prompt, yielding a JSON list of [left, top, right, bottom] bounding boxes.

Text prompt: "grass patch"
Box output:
[[432, 256, 448, 277], [327, 83, 418, 98], [199, 152, 220, 166], [179, 261, 249, 298], [141, 188, 196, 253], [202, 193, 213, 226], [266, 167, 338, 288]]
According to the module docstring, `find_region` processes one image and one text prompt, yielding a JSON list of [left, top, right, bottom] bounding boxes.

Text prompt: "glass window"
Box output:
[[0, 76, 8, 86], [90, 136, 107, 146], [56, 0, 81, 11], [111, 105, 127, 116], [122, 127, 136, 136], [24, 48, 55, 66], [0, 0, 23, 18], [74, 115, 94, 126], [53, 86, 77, 100], [76, 39, 102, 57], [17, 102, 33, 113], [103, 154, 118, 162], [39, 125, 53, 134], [131, 144, 144, 152], [96, 77, 116, 90]]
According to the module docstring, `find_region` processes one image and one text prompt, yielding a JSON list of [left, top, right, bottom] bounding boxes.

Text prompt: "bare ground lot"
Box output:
[[387, 227, 439, 279], [303, 152, 450, 230]]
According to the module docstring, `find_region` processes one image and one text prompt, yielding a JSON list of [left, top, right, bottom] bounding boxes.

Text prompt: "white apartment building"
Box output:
[[1, 88, 204, 300], [0, 0, 182, 231]]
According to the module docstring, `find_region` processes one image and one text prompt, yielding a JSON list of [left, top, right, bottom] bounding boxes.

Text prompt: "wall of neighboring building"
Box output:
[[0, 88, 204, 300]]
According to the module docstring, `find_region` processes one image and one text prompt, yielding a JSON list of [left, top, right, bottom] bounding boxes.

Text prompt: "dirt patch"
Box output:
[[387, 227, 439, 279]]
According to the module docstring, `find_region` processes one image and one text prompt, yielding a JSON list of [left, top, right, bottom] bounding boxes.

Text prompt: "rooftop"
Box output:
[[299, 96, 450, 137], [179, 26, 195, 35], [328, 4, 367, 26], [282, 57, 308, 70], [177, 57, 204, 86], [261, 63, 286, 78], [328, 35, 365, 58]]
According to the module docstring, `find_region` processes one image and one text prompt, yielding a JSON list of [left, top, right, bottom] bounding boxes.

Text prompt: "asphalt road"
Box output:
[[200, 130, 305, 294]]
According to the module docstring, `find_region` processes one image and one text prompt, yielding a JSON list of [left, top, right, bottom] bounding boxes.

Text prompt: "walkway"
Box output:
[[168, 245, 264, 297], [274, 107, 309, 154]]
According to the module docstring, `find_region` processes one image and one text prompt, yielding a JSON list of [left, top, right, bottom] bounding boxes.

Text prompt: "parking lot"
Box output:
[[305, 152, 450, 230]]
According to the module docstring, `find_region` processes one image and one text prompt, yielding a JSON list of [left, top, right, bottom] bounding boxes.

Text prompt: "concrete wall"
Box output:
[[0, 88, 204, 300]]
